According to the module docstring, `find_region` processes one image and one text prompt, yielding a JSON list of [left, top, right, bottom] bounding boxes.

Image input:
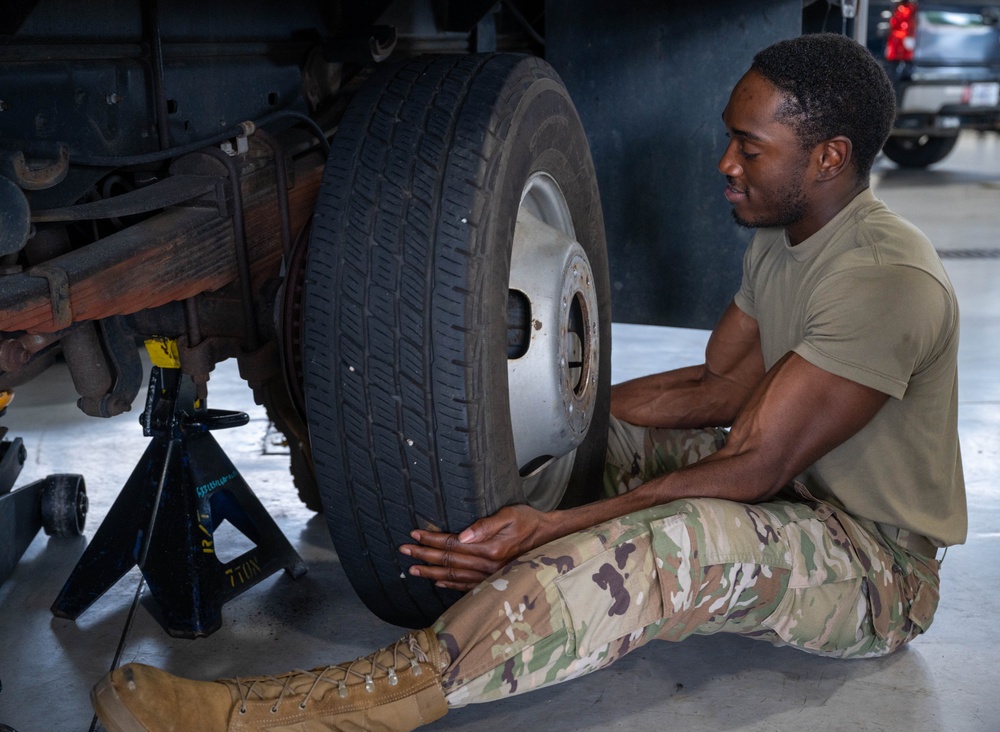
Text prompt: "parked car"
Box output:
[[869, 0, 1000, 167]]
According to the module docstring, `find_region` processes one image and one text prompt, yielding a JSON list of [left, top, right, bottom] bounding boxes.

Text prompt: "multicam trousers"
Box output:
[[434, 418, 941, 707]]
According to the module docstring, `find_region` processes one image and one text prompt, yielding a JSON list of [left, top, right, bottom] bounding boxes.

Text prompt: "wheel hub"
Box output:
[[508, 174, 599, 487]]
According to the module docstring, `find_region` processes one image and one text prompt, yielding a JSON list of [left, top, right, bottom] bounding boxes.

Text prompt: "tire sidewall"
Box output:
[[883, 133, 959, 168], [465, 63, 610, 516]]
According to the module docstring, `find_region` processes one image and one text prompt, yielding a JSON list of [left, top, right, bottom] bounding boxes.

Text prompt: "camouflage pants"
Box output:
[[434, 418, 941, 707]]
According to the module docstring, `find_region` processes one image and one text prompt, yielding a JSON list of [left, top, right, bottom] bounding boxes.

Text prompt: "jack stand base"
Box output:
[[51, 366, 306, 638]]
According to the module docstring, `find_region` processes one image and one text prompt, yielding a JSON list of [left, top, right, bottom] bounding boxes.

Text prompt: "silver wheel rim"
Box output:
[[507, 173, 600, 510]]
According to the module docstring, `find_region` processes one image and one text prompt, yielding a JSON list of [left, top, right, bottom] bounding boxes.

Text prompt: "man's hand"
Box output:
[[400, 504, 555, 592]]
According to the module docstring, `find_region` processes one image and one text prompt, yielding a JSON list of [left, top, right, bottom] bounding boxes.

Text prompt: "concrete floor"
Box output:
[[1, 130, 999, 732]]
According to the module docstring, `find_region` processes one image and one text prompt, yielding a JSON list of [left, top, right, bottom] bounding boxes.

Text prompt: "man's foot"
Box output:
[[91, 628, 448, 732]]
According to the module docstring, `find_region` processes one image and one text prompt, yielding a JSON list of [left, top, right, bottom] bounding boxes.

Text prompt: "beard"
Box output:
[[730, 180, 808, 230]]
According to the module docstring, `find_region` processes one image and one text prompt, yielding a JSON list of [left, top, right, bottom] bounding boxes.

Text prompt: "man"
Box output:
[[91, 33, 965, 732]]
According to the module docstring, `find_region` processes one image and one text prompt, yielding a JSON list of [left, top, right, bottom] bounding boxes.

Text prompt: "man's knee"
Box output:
[[603, 418, 727, 496], [554, 498, 793, 649]]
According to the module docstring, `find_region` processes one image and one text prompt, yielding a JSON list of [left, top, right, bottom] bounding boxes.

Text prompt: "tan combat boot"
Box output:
[[91, 628, 449, 732]]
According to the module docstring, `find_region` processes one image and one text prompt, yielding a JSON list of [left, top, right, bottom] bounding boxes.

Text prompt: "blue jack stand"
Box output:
[[51, 365, 306, 638]]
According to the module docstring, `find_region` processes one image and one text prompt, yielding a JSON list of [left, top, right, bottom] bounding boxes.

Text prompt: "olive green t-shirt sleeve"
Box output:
[[793, 265, 954, 400], [733, 238, 758, 319]]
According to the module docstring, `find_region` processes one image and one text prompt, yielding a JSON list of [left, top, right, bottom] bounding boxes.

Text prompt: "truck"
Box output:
[[0, 0, 804, 632], [806, 0, 1000, 167]]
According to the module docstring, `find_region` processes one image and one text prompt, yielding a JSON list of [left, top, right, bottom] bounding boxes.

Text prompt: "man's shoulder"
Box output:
[[855, 196, 929, 249], [838, 197, 950, 285]]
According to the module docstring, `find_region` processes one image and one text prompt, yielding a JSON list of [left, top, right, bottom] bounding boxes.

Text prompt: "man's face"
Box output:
[[719, 70, 813, 232]]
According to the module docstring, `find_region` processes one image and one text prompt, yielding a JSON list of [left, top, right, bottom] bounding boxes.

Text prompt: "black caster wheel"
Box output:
[[41, 474, 87, 537]]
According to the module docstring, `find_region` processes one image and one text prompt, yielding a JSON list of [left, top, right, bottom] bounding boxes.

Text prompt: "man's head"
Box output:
[[751, 33, 896, 181], [719, 33, 896, 241]]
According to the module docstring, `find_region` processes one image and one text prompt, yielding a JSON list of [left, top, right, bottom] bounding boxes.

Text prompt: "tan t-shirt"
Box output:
[[734, 187, 966, 546]]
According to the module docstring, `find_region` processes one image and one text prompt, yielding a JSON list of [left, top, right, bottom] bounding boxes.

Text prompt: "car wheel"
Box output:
[[882, 133, 959, 168], [302, 54, 611, 627]]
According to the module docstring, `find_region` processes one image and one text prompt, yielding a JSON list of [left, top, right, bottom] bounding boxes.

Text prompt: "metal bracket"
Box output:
[[26, 265, 72, 330], [94, 316, 144, 418], [219, 121, 256, 157], [10, 146, 69, 191], [322, 25, 398, 64]]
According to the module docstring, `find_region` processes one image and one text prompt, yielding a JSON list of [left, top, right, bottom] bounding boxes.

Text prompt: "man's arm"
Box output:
[[402, 349, 889, 590], [401, 301, 766, 587], [610, 302, 765, 428]]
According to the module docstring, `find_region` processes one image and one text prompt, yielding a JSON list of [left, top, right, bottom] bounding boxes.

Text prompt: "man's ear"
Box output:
[[814, 136, 852, 181]]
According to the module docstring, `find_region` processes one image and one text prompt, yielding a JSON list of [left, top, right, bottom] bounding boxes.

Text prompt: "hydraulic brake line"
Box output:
[[69, 109, 330, 168]]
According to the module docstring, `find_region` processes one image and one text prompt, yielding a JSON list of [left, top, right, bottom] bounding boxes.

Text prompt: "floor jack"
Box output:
[[51, 354, 307, 639], [1, 392, 88, 732], [0, 414, 88, 589]]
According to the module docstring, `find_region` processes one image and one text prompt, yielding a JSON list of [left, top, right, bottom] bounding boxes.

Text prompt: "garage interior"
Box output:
[[0, 130, 997, 731]]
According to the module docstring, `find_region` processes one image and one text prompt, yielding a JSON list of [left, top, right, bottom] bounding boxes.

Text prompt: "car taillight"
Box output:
[[886, 1, 918, 62]]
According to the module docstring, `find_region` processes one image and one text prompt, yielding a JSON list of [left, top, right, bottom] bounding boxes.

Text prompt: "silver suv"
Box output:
[[869, 0, 1000, 167]]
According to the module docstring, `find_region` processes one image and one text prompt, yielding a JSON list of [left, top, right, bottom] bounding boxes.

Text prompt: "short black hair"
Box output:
[[751, 33, 896, 181]]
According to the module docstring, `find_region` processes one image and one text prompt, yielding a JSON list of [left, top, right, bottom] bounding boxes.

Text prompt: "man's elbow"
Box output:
[[714, 437, 794, 503]]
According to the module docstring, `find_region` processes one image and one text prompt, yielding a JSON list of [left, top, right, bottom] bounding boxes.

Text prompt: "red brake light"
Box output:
[[886, 1, 918, 62]]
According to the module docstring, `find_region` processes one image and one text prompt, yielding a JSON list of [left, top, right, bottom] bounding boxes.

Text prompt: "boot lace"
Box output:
[[233, 634, 431, 715]]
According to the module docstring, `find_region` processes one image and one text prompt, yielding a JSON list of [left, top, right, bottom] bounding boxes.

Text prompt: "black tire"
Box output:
[[882, 134, 959, 168], [40, 474, 87, 537], [303, 54, 611, 627]]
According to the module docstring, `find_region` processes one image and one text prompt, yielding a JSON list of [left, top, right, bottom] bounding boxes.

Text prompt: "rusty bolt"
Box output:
[[0, 339, 30, 371]]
